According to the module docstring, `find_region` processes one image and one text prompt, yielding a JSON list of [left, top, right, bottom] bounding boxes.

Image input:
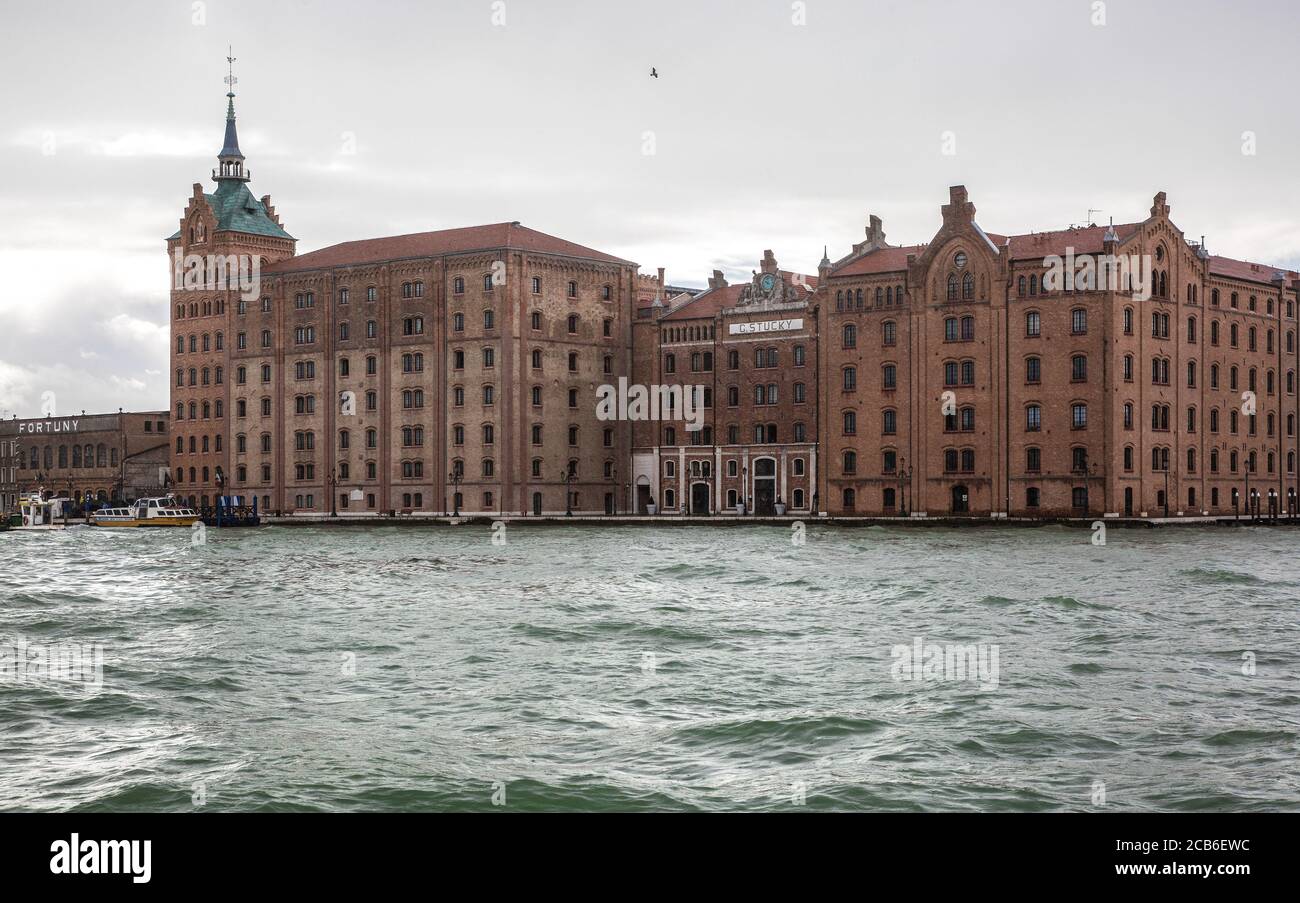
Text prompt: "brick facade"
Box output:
[[169, 92, 1299, 520], [0, 412, 171, 504], [815, 186, 1300, 518], [629, 252, 820, 515]]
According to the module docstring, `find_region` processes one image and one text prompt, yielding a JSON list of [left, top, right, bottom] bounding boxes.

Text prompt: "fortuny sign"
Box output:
[[17, 419, 80, 435], [728, 318, 803, 336]]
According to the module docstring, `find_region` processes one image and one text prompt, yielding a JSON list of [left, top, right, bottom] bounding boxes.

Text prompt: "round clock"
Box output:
[[760, 273, 777, 293]]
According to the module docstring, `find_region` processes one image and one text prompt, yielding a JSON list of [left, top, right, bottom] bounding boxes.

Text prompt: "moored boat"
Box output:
[[13, 493, 70, 531], [90, 496, 200, 528]]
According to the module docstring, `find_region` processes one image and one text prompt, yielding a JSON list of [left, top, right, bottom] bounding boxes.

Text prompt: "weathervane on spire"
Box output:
[[216, 45, 248, 179], [224, 46, 237, 96]]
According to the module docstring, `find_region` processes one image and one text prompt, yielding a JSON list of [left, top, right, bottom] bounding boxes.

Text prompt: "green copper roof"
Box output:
[[167, 180, 294, 241]]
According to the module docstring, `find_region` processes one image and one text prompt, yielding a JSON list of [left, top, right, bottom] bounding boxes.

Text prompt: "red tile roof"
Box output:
[[1002, 223, 1142, 260], [660, 272, 816, 321], [831, 245, 925, 277], [830, 224, 1151, 277], [1208, 255, 1296, 286], [264, 221, 632, 273], [662, 284, 745, 321]]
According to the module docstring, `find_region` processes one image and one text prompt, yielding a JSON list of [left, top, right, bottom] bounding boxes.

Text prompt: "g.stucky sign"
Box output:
[[729, 318, 803, 336]]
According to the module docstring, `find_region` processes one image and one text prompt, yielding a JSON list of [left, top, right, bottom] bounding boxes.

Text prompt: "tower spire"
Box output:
[[215, 47, 249, 182]]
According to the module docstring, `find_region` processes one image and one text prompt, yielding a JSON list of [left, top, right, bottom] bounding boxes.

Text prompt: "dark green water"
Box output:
[[1, 523, 1297, 811]]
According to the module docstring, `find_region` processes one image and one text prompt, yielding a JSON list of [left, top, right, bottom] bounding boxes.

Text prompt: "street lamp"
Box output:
[[560, 468, 576, 517], [448, 469, 462, 517], [328, 466, 338, 518], [1242, 448, 1251, 522], [1163, 462, 1171, 519], [897, 456, 913, 517]]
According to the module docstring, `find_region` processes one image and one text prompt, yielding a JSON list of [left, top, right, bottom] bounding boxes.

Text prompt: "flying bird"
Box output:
[[650, 67, 659, 78]]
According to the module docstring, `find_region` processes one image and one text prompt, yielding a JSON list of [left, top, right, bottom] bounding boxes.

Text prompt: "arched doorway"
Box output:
[[690, 481, 710, 515], [753, 457, 776, 515], [532, 491, 542, 516], [636, 476, 651, 514], [950, 484, 969, 514], [1124, 487, 1133, 517]]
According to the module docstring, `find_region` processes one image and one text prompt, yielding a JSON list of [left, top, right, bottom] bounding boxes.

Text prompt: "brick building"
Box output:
[[168, 79, 1299, 521], [170, 85, 638, 516], [0, 412, 171, 505], [0, 438, 19, 512], [816, 186, 1300, 518], [630, 252, 820, 514]]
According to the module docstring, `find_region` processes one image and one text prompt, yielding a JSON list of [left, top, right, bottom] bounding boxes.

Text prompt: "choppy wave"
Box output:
[[1181, 567, 1266, 586], [1, 524, 1298, 811]]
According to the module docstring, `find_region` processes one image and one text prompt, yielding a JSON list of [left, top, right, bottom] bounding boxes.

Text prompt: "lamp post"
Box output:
[[611, 464, 618, 516], [448, 469, 462, 517], [1243, 448, 1251, 522], [1163, 461, 1171, 519], [741, 465, 748, 515], [560, 469, 576, 517], [898, 456, 913, 517], [328, 466, 338, 518]]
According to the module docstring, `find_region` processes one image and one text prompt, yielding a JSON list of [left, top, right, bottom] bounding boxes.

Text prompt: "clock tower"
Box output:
[[166, 51, 295, 510]]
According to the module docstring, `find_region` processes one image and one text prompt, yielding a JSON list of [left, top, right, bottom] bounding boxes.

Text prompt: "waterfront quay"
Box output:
[[260, 512, 1294, 528]]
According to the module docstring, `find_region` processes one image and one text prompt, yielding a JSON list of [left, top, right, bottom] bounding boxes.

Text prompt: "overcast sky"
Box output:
[[2, 0, 1298, 417]]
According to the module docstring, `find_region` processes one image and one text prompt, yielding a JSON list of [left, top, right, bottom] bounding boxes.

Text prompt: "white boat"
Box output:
[[14, 493, 70, 530], [90, 496, 200, 528]]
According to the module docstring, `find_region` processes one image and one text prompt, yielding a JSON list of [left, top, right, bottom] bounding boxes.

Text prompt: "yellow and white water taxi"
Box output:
[[90, 496, 201, 528]]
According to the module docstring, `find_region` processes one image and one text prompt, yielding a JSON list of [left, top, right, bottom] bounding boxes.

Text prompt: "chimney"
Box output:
[[1150, 191, 1170, 218], [864, 214, 886, 249], [941, 185, 976, 226]]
